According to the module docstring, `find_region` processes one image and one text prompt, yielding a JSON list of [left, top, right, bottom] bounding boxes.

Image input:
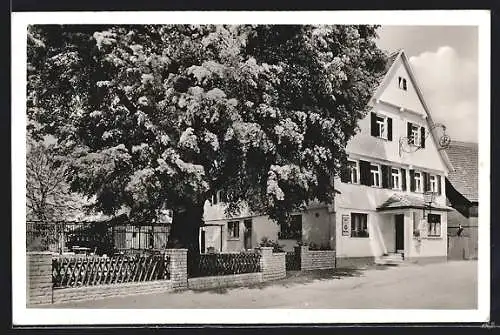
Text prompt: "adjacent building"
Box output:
[[445, 141, 478, 259]]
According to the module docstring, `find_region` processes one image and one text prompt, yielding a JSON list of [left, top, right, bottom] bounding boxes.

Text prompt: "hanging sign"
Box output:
[[342, 215, 351, 236]]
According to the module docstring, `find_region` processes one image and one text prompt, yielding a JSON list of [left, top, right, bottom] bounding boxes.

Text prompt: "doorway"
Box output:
[[200, 230, 206, 253], [395, 214, 404, 253]]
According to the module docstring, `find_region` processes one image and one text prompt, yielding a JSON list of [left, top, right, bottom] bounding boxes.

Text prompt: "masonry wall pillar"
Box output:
[[165, 249, 188, 290], [259, 247, 286, 281], [26, 252, 53, 306]]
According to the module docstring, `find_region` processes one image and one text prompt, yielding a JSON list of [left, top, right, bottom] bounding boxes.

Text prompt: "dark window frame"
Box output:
[[227, 221, 240, 239], [279, 215, 302, 240], [351, 213, 369, 238]]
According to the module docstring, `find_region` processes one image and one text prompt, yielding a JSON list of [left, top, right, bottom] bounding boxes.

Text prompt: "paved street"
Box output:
[[49, 260, 477, 309]]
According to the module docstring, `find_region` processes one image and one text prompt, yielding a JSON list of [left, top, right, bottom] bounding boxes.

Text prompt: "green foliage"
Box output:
[[27, 24, 387, 227], [259, 237, 285, 253]]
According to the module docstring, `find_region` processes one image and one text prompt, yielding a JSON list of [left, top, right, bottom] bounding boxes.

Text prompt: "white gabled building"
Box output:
[[335, 49, 454, 266], [202, 50, 454, 265]]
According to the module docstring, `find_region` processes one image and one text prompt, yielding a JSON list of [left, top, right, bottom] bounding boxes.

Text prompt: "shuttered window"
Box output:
[[371, 112, 392, 141]]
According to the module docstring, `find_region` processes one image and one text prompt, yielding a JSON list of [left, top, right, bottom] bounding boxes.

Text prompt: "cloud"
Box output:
[[409, 46, 478, 143]]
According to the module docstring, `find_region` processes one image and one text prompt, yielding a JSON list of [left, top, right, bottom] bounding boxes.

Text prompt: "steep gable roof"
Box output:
[[370, 49, 454, 173], [445, 141, 478, 202]]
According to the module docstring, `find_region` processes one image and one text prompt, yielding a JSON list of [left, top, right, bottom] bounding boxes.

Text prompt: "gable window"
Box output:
[[347, 160, 359, 184], [414, 171, 423, 193], [227, 221, 240, 239], [407, 122, 426, 148], [370, 113, 392, 141], [391, 168, 402, 190], [427, 214, 441, 237], [278, 215, 302, 240], [370, 164, 382, 188], [398, 76, 407, 91], [351, 213, 369, 238]]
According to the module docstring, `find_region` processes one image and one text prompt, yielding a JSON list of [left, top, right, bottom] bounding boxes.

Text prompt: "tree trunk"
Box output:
[[169, 203, 203, 256]]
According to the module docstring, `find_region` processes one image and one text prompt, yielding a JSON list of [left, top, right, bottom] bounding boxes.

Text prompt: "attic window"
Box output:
[[398, 77, 407, 91]]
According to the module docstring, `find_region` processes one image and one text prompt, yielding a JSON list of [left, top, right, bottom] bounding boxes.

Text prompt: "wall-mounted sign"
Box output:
[[342, 215, 351, 236]]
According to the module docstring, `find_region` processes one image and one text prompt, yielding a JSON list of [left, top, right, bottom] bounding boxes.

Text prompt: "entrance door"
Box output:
[[244, 219, 252, 250], [200, 230, 206, 253], [395, 214, 404, 252]]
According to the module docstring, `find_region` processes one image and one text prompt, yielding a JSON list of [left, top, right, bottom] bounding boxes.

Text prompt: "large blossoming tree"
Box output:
[[27, 25, 387, 254]]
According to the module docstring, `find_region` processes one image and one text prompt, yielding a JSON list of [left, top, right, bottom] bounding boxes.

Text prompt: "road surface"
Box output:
[[48, 260, 477, 309]]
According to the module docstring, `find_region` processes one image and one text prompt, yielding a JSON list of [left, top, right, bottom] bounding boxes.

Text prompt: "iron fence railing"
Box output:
[[26, 220, 171, 255], [285, 251, 301, 271], [52, 253, 170, 288], [188, 252, 261, 278]]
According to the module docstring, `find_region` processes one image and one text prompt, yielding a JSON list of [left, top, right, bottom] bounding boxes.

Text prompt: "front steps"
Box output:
[[375, 253, 404, 266]]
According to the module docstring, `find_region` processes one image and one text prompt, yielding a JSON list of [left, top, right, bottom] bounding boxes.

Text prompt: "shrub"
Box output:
[[308, 242, 332, 251], [259, 237, 285, 253]]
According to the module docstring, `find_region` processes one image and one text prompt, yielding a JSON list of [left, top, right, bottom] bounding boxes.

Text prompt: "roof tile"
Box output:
[[445, 141, 478, 202]]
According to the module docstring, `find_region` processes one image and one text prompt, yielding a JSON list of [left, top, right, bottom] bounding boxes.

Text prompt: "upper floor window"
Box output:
[[370, 164, 382, 188], [391, 168, 402, 190], [212, 189, 227, 205], [398, 76, 407, 91], [347, 160, 359, 184], [407, 122, 425, 148], [413, 171, 423, 193], [429, 175, 438, 193], [370, 112, 392, 141]]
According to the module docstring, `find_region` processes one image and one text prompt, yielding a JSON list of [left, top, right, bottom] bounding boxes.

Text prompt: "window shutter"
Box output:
[[437, 175, 442, 195], [340, 161, 350, 183], [371, 112, 377, 137], [409, 169, 415, 192], [423, 172, 429, 192], [401, 168, 407, 191], [421, 127, 426, 148], [407, 122, 412, 143], [388, 167, 394, 189], [359, 160, 371, 186], [387, 117, 393, 141], [381, 165, 390, 188]]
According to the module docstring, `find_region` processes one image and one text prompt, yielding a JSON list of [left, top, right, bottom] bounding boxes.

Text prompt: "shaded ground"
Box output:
[[47, 260, 477, 309]]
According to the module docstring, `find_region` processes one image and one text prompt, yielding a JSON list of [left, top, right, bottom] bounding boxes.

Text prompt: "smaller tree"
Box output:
[[26, 140, 87, 250], [26, 140, 84, 221]]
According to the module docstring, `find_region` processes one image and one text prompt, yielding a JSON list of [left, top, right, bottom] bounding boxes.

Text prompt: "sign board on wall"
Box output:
[[342, 215, 351, 236]]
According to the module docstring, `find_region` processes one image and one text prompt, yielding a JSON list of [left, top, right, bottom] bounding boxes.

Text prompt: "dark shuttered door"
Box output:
[[371, 112, 378, 137], [421, 127, 426, 148], [409, 169, 415, 192], [387, 117, 393, 141], [359, 160, 371, 186], [401, 168, 407, 191]]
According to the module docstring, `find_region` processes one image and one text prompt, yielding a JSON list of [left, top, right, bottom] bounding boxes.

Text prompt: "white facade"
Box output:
[[203, 50, 452, 261], [335, 50, 452, 262]]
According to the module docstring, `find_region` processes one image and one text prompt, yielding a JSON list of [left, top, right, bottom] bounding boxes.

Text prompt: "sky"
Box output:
[[376, 26, 479, 143]]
